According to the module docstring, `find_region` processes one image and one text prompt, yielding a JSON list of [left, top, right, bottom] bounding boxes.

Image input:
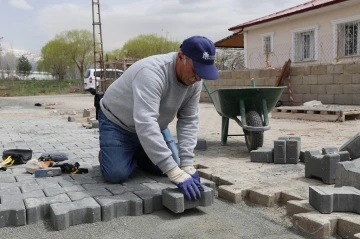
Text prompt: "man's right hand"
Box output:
[[166, 167, 202, 201]]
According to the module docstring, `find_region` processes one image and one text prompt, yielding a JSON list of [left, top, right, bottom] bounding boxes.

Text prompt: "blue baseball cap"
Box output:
[[180, 36, 219, 80]]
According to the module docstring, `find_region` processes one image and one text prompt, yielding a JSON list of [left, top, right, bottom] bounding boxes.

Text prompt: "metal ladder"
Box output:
[[92, 0, 105, 94]]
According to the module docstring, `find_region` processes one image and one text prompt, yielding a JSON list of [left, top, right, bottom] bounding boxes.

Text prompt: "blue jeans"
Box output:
[[98, 109, 179, 183]]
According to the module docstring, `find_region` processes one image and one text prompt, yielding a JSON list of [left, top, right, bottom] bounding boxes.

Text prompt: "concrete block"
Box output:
[[286, 200, 315, 216], [199, 177, 216, 190], [20, 184, 43, 193], [43, 184, 85, 197], [309, 186, 360, 214], [335, 160, 360, 190], [305, 154, 340, 184], [24, 193, 71, 224], [69, 174, 98, 185], [94, 192, 143, 221], [340, 133, 360, 160], [0, 200, 26, 228], [50, 197, 101, 231], [339, 151, 350, 162], [67, 188, 112, 201], [292, 212, 338, 239], [274, 140, 286, 164], [195, 138, 207, 151], [162, 186, 214, 213], [68, 116, 75, 122], [301, 150, 321, 163], [142, 182, 176, 193], [322, 146, 338, 155], [105, 184, 133, 195], [250, 147, 274, 163], [121, 182, 148, 192], [91, 120, 99, 129], [337, 217, 360, 239], [1, 189, 45, 204], [286, 140, 299, 164], [133, 190, 163, 214], [0, 176, 16, 183], [83, 109, 91, 117], [0, 187, 21, 197]]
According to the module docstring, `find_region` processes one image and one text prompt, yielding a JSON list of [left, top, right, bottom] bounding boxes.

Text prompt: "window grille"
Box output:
[[294, 30, 315, 62], [338, 20, 359, 57]]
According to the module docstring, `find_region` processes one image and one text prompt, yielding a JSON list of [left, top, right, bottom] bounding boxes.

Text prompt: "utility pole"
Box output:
[[92, 0, 105, 120], [92, 0, 105, 94], [0, 37, 3, 79]]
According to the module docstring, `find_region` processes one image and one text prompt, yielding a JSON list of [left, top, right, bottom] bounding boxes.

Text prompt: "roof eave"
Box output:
[[228, 0, 349, 31]]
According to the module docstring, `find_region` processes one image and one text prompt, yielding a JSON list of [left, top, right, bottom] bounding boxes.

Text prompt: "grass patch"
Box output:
[[0, 79, 84, 96]]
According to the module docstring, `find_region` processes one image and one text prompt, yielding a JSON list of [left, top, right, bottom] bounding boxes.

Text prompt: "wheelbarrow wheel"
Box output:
[[243, 111, 264, 152]]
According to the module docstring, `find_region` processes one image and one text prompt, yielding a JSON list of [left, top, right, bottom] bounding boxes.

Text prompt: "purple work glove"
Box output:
[[167, 167, 202, 200], [181, 166, 204, 192]]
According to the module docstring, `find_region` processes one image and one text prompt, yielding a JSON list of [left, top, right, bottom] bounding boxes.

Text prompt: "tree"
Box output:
[[57, 29, 93, 81], [16, 55, 32, 78], [38, 39, 70, 80], [216, 48, 245, 71], [107, 33, 181, 61]]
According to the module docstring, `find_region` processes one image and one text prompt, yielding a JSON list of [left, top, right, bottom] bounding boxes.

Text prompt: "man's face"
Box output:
[[180, 55, 201, 86]]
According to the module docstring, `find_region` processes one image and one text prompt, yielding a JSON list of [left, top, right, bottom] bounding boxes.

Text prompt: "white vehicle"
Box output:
[[84, 68, 124, 95]]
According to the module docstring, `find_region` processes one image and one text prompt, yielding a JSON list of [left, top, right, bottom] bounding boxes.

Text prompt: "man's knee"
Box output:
[[100, 165, 130, 184]]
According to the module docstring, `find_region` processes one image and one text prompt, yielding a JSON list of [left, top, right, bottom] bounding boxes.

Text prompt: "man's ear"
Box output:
[[178, 51, 184, 61]]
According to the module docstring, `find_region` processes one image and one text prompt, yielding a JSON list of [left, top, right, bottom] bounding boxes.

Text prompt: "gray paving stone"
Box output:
[[322, 146, 338, 155], [0, 176, 16, 183], [24, 193, 71, 224], [35, 177, 62, 185], [305, 153, 340, 184], [142, 182, 177, 193], [339, 151, 351, 162], [126, 174, 157, 184], [250, 147, 274, 163], [15, 174, 34, 182], [1, 180, 38, 190], [69, 174, 98, 185], [162, 186, 214, 213], [195, 138, 207, 151], [0, 200, 26, 228], [1, 189, 45, 204], [199, 177, 216, 190], [50, 197, 101, 231], [105, 184, 133, 195], [94, 192, 143, 221], [274, 140, 286, 164], [303, 150, 322, 163], [133, 190, 163, 214], [43, 184, 85, 197], [67, 188, 112, 201], [335, 159, 360, 190], [122, 182, 149, 192], [0, 186, 21, 197], [20, 184, 44, 193], [286, 140, 299, 164], [340, 132, 360, 160], [289, 136, 301, 159], [309, 186, 360, 214]]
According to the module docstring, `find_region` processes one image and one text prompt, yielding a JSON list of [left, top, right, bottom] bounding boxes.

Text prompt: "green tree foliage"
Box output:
[[38, 39, 70, 80], [57, 29, 93, 80], [106, 33, 181, 61], [16, 55, 32, 78]]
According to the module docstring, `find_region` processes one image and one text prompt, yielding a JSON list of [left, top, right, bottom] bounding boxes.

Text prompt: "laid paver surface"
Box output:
[[1, 94, 360, 238]]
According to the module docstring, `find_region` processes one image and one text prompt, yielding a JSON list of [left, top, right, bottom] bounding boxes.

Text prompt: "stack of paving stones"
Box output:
[[0, 166, 215, 231], [306, 133, 360, 214], [250, 136, 301, 164]]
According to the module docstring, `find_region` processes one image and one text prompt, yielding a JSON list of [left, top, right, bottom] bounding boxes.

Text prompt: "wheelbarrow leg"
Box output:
[[221, 116, 229, 145]]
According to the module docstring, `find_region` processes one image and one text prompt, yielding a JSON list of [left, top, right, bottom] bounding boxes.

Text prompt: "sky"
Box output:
[[0, 0, 308, 55]]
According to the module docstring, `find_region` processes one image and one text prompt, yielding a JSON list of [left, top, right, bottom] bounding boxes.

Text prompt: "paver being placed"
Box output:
[[335, 159, 360, 190], [162, 186, 214, 213], [50, 197, 101, 231], [305, 153, 340, 184], [133, 190, 163, 214], [309, 186, 360, 214], [340, 132, 360, 160], [286, 139, 300, 164]]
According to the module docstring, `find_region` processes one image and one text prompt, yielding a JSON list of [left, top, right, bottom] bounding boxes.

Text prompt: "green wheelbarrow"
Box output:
[[203, 80, 286, 152]]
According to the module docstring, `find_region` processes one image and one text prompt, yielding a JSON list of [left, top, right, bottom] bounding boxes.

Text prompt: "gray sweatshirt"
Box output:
[[100, 52, 201, 173]]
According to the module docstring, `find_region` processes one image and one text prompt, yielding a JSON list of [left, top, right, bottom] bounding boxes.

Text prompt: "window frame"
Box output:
[[291, 25, 319, 62], [260, 32, 274, 54], [332, 15, 360, 59]]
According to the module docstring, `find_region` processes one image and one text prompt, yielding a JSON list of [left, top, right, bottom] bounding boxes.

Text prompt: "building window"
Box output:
[[338, 20, 359, 57], [261, 32, 274, 54], [291, 26, 318, 62], [332, 15, 360, 59]]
